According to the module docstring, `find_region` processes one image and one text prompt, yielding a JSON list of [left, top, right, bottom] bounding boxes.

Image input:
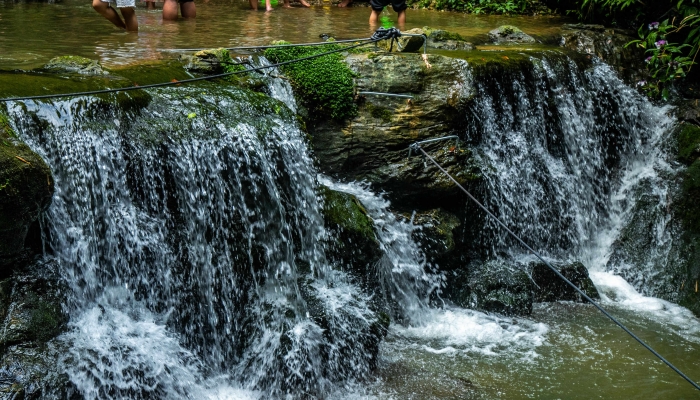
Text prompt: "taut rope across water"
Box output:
[[408, 137, 700, 392]]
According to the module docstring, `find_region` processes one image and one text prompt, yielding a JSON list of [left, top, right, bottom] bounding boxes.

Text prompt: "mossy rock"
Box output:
[[180, 48, 233, 74], [0, 111, 54, 271], [677, 123, 700, 165], [43, 55, 106, 75], [488, 25, 536, 44], [409, 209, 460, 269], [421, 26, 474, 51], [319, 186, 376, 241]]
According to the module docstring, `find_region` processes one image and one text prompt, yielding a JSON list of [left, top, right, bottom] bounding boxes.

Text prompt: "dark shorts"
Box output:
[[369, 0, 406, 12], [179, 0, 194, 3]]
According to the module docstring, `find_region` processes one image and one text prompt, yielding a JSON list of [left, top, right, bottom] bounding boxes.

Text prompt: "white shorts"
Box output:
[[101, 0, 136, 8]]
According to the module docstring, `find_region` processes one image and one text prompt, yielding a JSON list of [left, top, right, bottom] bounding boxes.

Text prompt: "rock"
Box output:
[[43, 55, 107, 75], [379, 28, 427, 53], [677, 123, 700, 165], [488, 25, 536, 44], [530, 261, 599, 303], [409, 208, 461, 269], [320, 185, 382, 279], [559, 26, 646, 85], [0, 113, 54, 273], [311, 53, 481, 206], [179, 48, 232, 73], [450, 260, 534, 316], [422, 26, 475, 51]]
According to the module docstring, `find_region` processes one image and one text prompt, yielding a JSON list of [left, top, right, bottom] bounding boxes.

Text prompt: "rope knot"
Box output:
[[371, 27, 402, 41]]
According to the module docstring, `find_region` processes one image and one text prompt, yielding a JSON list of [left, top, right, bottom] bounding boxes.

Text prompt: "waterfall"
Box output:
[[5, 76, 385, 398]]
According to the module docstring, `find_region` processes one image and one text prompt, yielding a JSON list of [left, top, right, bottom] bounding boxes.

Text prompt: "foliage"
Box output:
[[264, 44, 357, 121], [411, 0, 532, 13], [625, 1, 700, 99]]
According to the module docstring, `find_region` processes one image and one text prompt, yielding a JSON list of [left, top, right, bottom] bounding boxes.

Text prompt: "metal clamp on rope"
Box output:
[[407, 135, 460, 158]]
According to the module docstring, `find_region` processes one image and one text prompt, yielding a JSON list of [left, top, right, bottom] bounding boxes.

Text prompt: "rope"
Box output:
[[159, 38, 373, 53], [409, 141, 700, 392], [0, 38, 377, 103]]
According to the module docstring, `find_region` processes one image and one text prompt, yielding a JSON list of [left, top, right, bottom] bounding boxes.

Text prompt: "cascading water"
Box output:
[[4, 70, 394, 398]]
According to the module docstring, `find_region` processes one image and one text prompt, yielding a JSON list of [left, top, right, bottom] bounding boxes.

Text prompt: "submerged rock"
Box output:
[[530, 261, 599, 303], [43, 55, 107, 75], [488, 25, 536, 44], [0, 113, 54, 273]]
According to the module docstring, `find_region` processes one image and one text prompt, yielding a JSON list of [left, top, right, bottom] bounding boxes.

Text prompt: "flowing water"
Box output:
[[2, 1, 700, 399]]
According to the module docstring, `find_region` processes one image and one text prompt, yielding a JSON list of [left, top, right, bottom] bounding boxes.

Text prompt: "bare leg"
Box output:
[[163, 0, 179, 20], [120, 7, 138, 31], [397, 9, 405, 26], [337, 0, 351, 7], [249, 0, 258, 10], [146, 1, 156, 10], [93, 0, 127, 28], [369, 9, 380, 24], [265, 0, 272, 11], [282, 0, 292, 8], [180, 1, 196, 17]]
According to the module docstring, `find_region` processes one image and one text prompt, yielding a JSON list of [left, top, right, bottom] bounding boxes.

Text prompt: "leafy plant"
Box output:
[[627, 5, 700, 99]]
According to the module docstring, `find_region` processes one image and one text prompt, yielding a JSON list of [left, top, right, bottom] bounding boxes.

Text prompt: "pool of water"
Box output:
[[0, 0, 567, 69]]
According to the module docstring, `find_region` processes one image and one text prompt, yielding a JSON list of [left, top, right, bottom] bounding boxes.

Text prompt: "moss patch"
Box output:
[[319, 186, 375, 240], [365, 103, 393, 123], [677, 123, 700, 165], [422, 26, 465, 42], [264, 44, 357, 121]]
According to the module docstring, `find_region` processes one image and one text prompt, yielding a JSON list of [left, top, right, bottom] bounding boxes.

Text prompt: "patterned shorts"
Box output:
[[101, 0, 136, 8]]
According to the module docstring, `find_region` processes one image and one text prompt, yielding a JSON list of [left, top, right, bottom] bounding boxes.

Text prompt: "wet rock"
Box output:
[[0, 113, 54, 273], [422, 26, 474, 51], [409, 208, 461, 269], [677, 123, 700, 165], [444, 260, 534, 316], [179, 48, 232, 74], [559, 25, 645, 85], [530, 261, 599, 303], [311, 53, 481, 207], [488, 25, 535, 44], [320, 185, 382, 279], [379, 28, 427, 53], [43, 55, 107, 76]]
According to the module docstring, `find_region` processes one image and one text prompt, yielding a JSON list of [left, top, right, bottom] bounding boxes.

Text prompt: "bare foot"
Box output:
[[299, 0, 310, 6], [266, 5, 273, 10], [337, 0, 351, 6], [282, 3, 292, 7]]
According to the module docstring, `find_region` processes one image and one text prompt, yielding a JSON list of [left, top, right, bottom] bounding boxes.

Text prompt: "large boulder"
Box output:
[[559, 24, 646, 85], [311, 53, 481, 206], [530, 261, 599, 303], [488, 25, 536, 44], [0, 113, 54, 273]]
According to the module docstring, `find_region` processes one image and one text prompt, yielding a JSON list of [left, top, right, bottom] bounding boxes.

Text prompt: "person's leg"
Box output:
[[249, 0, 258, 9], [299, 0, 311, 7], [180, 1, 196, 17], [162, 0, 179, 20], [146, 1, 156, 10], [93, 0, 127, 28], [337, 0, 351, 7], [120, 7, 138, 31], [369, 9, 380, 24], [396, 9, 405, 25], [282, 0, 291, 8], [265, 0, 272, 11]]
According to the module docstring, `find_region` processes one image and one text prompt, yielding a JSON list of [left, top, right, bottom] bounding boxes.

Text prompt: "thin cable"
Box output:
[[160, 38, 373, 53], [411, 143, 700, 392], [0, 39, 377, 103]]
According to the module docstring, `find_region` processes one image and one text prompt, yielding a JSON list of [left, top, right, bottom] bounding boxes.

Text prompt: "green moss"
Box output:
[[422, 26, 465, 42], [498, 25, 522, 35], [677, 123, 700, 165], [26, 295, 64, 343], [365, 103, 393, 122], [319, 186, 375, 240], [264, 44, 357, 121], [45, 55, 96, 69]]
